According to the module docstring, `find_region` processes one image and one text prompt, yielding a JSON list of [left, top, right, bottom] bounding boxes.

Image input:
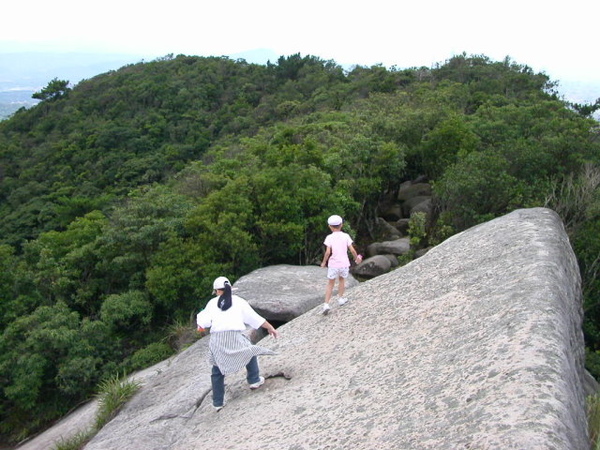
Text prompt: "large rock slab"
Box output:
[[234, 264, 359, 322], [166, 207, 584, 449], [21, 208, 588, 449]]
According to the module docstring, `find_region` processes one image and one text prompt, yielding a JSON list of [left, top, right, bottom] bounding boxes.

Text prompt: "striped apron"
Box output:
[[208, 330, 276, 375]]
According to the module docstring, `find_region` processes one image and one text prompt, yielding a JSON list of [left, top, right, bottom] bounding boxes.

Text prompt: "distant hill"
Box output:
[[0, 52, 149, 119], [0, 50, 285, 120], [2, 50, 598, 121], [0, 88, 38, 119]]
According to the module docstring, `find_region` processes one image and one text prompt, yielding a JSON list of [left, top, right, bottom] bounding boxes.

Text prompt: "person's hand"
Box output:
[[320, 262, 326, 268], [355, 254, 363, 263], [263, 321, 280, 339]]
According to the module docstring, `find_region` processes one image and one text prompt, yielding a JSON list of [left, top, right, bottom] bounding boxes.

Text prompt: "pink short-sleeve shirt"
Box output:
[[324, 231, 353, 268]]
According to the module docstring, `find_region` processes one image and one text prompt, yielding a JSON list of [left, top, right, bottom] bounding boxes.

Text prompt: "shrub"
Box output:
[[407, 212, 427, 248], [128, 342, 174, 372], [166, 318, 203, 352]]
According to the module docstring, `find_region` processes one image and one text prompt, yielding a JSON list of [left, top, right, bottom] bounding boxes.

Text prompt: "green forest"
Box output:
[[0, 52, 599, 444]]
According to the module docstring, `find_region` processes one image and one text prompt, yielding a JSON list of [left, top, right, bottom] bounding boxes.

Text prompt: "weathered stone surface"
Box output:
[[234, 264, 359, 322], [366, 237, 411, 257], [378, 203, 404, 221], [374, 216, 403, 240], [409, 197, 432, 217], [382, 253, 400, 268], [585, 370, 600, 396], [397, 181, 432, 202], [414, 246, 432, 258], [17, 401, 98, 450], [402, 195, 431, 217], [394, 217, 410, 234], [352, 254, 393, 278], [16, 355, 192, 450], [19, 208, 589, 450]]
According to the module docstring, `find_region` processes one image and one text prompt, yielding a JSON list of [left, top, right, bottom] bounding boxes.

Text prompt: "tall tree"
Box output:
[[32, 78, 70, 101]]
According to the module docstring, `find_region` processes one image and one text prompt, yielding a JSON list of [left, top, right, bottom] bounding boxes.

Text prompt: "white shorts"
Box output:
[[327, 267, 349, 280]]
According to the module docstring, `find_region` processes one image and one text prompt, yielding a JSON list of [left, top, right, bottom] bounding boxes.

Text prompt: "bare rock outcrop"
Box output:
[[180, 207, 584, 449], [20, 207, 589, 449], [366, 237, 411, 257], [234, 264, 359, 322], [352, 254, 393, 278], [397, 180, 432, 202]]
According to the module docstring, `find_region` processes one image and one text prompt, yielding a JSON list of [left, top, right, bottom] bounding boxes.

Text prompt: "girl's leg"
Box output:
[[246, 356, 260, 385], [338, 276, 346, 298], [324, 278, 336, 303], [211, 365, 225, 407]]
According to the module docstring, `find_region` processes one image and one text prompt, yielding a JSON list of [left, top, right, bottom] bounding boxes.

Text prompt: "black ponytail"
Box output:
[[218, 282, 233, 311]]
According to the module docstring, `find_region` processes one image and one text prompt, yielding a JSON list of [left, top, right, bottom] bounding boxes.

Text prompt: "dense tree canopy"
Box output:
[[0, 52, 599, 443]]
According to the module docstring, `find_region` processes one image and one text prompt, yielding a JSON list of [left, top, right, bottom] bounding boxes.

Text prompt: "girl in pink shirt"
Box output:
[[320, 215, 362, 314]]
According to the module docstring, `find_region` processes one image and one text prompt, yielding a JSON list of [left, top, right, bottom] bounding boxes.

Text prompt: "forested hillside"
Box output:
[[1, 53, 599, 444]]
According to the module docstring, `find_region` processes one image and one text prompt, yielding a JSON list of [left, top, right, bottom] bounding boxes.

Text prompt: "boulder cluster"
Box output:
[[353, 177, 432, 279]]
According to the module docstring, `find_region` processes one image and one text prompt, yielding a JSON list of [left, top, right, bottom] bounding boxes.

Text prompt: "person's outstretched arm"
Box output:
[[261, 320, 279, 338]]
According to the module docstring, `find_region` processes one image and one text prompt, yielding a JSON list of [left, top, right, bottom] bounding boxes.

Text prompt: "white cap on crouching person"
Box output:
[[213, 276, 230, 291], [327, 215, 343, 226]]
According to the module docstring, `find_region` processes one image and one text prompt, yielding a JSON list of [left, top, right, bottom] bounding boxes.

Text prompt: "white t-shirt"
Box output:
[[196, 295, 265, 333], [324, 231, 353, 268]]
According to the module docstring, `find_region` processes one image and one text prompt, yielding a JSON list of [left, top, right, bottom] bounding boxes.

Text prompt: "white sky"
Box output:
[[2, 0, 599, 83]]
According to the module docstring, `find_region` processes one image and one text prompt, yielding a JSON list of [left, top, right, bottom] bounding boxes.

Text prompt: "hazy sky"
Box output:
[[2, 0, 599, 84]]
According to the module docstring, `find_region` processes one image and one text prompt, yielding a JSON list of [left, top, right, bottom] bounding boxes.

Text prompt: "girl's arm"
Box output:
[[321, 246, 332, 267], [349, 244, 362, 263], [261, 320, 279, 338], [196, 307, 212, 330]]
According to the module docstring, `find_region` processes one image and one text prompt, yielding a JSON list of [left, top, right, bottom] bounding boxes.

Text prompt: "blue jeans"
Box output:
[[211, 356, 260, 407]]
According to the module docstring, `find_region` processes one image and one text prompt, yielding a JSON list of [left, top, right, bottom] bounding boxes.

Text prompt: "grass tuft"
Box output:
[[94, 374, 141, 430], [52, 430, 92, 450], [50, 373, 141, 450], [588, 393, 600, 449]]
